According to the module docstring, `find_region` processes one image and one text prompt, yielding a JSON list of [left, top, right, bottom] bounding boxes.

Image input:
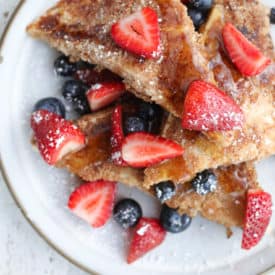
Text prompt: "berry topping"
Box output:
[[160, 205, 192, 233], [187, 9, 206, 30], [138, 102, 163, 134], [86, 82, 125, 111], [123, 116, 148, 135], [187, 0, 213, 11], [127, 218, 166, 263], [154, 181, 176, 203], [33, 97, 66, 118], [270, 8, 275, 24], [113, 198, 142, 229], [111, 105, 127, 166], [191, 170, 217, 195], [222, 23, 271, 76], [62, 80, 90, 115], [54, 55, 77, 77], [31, 110, 85, 165], [182, 80, 244, 131], [241, 189, 272, 250], [121, 132, 184, 168], [111, 7, 161, 58], [68, 180, 117, 228]]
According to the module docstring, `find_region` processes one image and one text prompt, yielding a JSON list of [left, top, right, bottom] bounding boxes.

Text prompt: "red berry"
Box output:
[[31, 110, 85, 165], [110, 105, 127, 166], [68, 180, 117, 228], [241, 189, 272, 250], [121, 132, 184, 168], [111, 7, 161, 58], [182, 80, 244, 131], [86, 82, 125, 111], [127, 218, 166, 263], [222, 22, 271, 76]]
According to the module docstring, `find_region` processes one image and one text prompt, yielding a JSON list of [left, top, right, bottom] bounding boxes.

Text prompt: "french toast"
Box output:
[[58, 105, 259, 228], [27, 0, 275, 188]]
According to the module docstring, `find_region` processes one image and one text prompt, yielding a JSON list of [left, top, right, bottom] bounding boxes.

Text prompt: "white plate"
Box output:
[[0, 1, 274, 274]]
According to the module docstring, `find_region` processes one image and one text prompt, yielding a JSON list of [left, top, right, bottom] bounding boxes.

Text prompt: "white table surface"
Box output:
[[0, 2, 88, 274]]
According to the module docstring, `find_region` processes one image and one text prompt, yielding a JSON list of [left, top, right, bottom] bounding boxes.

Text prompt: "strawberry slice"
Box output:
[[127, 218, 166, 263], [110, 105, 127, 166], [182, 80, 244, 131], [68, 180, 117, 228], [121, 132, 184, 168], [31, 110, 85, 165], [86, 82, 125, 111], [241, 189, 272, 250], [222, 22, 271, 76], [111, 7, 161, 58]]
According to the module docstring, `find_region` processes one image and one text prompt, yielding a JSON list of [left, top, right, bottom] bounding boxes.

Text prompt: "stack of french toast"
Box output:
[[27, 0, 275, 263]]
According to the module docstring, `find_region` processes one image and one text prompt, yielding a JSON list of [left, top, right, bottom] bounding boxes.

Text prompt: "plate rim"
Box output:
[[0, 1, 97, 274]]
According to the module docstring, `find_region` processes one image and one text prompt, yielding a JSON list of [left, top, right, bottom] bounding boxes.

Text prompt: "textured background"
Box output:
[[0, 2, 88, 275]]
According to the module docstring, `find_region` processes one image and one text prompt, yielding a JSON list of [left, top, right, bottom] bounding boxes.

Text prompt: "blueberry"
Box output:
[[270, 8, 275, 24], [62, 80, 90, 115], [54, 55, 77, 77], [33, 97, 66, 118], [75, 60, 96, 70], [123, 116, 148, 135], [191, 170, 217, 195], [138, 102, 162, 121], [138, 102, 163, 134], [160, 205, 192, 233], [188, 0, 213, 11], [113, 199, 142, 229], [154, 181, 176, 203], [188, 9, 206, 31]]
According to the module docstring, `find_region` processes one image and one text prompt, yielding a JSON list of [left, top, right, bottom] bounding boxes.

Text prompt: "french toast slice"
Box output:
[[26, 0, 212, 118], [144, 2, 275, 187], [27, 0, 275, 187], [58, 106, 259, 228]]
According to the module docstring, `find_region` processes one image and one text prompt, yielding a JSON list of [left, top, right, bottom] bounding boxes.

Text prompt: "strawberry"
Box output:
[[110, 105, 127, 166], [127, 218, 166, 264], [222, 22, 271, 76], [182, 80, 244, 131], [121, 132, 184, 168], [31, 110, 85, 165], [86, 82, 125, 111], [241, 189, 272, 250], [111, 7, 161, 58], [68, 180, 117, 228]]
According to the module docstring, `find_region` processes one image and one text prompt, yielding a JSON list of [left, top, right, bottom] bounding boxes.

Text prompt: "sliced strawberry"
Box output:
[[127, 218, 166, 264], [241, 189, 272, 250], [31, 110, 85, 165], [110, 105, 127, 166], [68, 180, 117, 228], [222, 22, 271, 76], [86, 82, 125, 111], [111, 7, 161, 58], [182, 80, 244, 131], [121, 132, 184, 168]]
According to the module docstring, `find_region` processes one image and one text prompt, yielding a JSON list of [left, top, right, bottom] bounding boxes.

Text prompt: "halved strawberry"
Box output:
[[127, 218, 166, 263], [111, 7, 161, 58], [222, 22, 271, 76], [121, 132, 184, 168], [31, 110, 85, 165], [110, 105, 127, 166], [182, 80, 244, 131], [86, 82, 125, 111], [68, 180, 117, 228], [241, 189, 272, 250]]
